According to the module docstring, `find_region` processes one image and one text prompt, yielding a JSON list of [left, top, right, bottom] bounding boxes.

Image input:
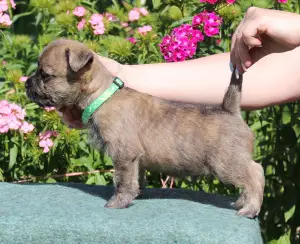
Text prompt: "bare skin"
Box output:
[[231, 7, 300, 73], [60, 7, 300, 129]]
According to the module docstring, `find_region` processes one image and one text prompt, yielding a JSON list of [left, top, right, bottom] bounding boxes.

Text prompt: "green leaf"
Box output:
[[26, 63, 38, 76], [252, 0, 274, 9], [35, 12, 42, 26], [284, 205, 295, 222], [81, 0, 93, 6], [112, 0, 120, 10], [268, 230, 291, 244], [24, 103, 40, 110], [78, 141, 90, 154], [5, 64, 24, 70], [0, 168, 4, 181], [86, 175, 95, 185], [52, 137, 59, 152], [46, 177, 56, 183], [12, 9, 35, 23], [152, 0, 161, 9], [70, 156, 92, 166], [169, 16, 193, 28], [0, 78, 4, 89], [95, 173, 106, 185], [250, 120, 270, 131], [168, 6, 182, 20], [9, 144, 18, 170], [70, 156, 94, 171]]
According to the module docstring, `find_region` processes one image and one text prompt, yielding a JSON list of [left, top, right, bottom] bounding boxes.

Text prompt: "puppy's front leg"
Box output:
[[138, 169, 147, 190], [105, 158, 140, 209]]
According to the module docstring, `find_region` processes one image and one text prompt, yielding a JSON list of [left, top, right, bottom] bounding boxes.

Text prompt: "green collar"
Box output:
[[81, 77, 124, 125]]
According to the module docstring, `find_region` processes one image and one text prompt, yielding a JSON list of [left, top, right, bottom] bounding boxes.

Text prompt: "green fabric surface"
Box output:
[[0, 183, 262, 244]]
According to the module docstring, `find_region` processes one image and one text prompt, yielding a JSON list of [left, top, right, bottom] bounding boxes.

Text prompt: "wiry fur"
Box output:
[[25, 39, 265, 218]]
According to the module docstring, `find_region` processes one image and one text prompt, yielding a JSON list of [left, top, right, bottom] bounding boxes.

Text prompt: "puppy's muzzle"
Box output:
[[25, 77, 33, 89], [25, 76, 54, 108]]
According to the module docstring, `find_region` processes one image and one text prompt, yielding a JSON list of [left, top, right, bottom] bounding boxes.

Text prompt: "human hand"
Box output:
[[230, 7, 300, 73]]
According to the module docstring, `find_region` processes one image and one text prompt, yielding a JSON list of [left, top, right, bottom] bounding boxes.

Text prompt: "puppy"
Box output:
[[25, 39, 264, 218]]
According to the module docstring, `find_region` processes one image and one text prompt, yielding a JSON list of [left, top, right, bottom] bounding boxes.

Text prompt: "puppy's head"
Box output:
[[25, 38, 99, 110]]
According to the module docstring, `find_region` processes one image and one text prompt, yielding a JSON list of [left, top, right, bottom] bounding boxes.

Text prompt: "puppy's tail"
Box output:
[[222, 69, 243, 114]]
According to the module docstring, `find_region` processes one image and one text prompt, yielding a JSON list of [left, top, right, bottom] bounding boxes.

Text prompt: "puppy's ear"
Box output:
[[65, 48, 94, 73]]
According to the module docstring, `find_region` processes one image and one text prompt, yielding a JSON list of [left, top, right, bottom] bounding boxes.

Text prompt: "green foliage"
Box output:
[[1, 0, 300, 243], [100, 35, 134, 63]]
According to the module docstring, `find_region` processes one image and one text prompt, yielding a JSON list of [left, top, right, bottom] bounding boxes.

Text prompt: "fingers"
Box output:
[[236, 37, 252, 71], [230, 8, 266, 74], [242, 22, 263, 47], [231, 20, 251, 73]]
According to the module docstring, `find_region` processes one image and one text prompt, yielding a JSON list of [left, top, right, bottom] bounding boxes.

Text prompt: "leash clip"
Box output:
[[113, 77, 124, 89]]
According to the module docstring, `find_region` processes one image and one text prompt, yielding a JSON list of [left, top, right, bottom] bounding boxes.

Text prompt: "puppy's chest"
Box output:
[[86, 119, 106, 150]]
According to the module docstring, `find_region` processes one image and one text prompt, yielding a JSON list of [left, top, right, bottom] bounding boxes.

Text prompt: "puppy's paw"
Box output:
[[233, 193, 246, 210], [104, 194, 133, 209], [236, 203, 260, 219]]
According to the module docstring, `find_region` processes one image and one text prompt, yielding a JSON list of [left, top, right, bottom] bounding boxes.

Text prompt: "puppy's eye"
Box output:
[[40, 70, 52, 81]]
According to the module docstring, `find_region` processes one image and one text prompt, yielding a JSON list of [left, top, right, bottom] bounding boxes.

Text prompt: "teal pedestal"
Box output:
[[0, 183, 262, 244]]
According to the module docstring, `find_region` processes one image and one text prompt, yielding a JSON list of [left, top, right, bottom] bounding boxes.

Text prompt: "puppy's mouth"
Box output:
[[26, 90, 55, 108], [56, 104, 84, 129]]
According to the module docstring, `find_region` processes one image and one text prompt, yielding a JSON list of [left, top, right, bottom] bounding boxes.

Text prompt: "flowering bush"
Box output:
[[0, 0, 14, 27], [0, 0, 299, 243]]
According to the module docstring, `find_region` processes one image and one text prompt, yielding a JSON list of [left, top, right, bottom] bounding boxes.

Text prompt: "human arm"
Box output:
[[61, 46, 300, 129], [106, 46, 300, 110]]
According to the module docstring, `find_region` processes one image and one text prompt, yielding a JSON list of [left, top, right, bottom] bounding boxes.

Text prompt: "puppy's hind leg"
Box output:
[[105, 157, 140, 209], [213, 159, 265, 218], [237, 160, 265, 218]]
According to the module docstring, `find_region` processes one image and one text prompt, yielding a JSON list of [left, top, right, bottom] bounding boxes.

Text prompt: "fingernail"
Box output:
[[241, 63, 247, 72], [235, 69, 240, 79], [229, 62, 234, 72]]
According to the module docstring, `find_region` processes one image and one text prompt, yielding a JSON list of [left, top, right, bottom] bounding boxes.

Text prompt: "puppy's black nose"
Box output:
[[25, 77, 33, 89]]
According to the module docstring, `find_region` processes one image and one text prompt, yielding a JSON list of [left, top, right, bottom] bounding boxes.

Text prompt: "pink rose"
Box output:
[[0, 0, 8, 12], [19, 76, 28, 82], [0, 13, 12, 27], [77, 18, 86, 30], [139, 7, 148, 16], [20, 121, 34, 133], [89, 13, 103, 26], [39, 138, 54, 153], [73, 6, 85, 17], [121, 22, 129, 27], [0, 100, 12, 115], [204, 25, 219, 37], [10, 0, 16, 9], [105, 12, 117, 21], [127, 37, 137, 44], [39, 130, 59, 153], [93, 26, 105, 35], [128, 8, 140, 21], [138, 25, 152, 35]]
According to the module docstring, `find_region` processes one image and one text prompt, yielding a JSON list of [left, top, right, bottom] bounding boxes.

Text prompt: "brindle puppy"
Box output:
[[25, 39, 265, 218]]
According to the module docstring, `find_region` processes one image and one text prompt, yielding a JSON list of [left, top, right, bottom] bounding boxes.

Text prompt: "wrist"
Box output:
[[97, 55, 132, 87]]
